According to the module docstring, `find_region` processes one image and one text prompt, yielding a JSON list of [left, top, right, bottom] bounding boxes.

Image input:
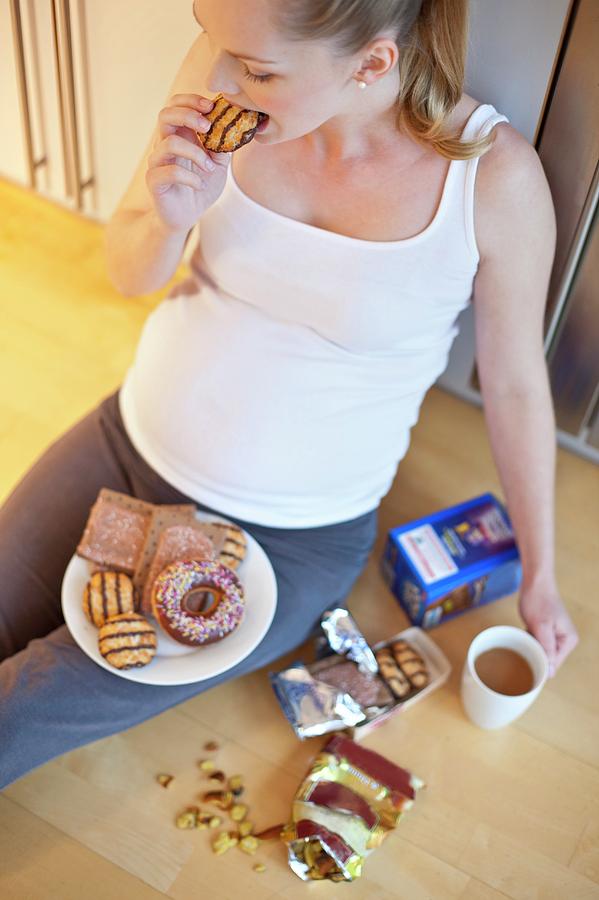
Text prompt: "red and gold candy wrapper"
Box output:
[[281, 733, 424, 882]]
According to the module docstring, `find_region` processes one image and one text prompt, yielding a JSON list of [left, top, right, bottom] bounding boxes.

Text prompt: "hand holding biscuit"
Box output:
[[145, 93, 232, 234]]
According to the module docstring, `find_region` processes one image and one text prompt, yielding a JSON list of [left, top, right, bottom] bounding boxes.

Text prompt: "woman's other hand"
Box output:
[[519, 580, 578, 677]]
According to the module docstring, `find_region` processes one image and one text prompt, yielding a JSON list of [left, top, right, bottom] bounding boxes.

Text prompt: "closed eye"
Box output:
[[242, 64, 274, 83]]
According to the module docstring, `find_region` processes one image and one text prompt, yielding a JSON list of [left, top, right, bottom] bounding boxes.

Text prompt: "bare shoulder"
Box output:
[[474, 119, 556, 263]]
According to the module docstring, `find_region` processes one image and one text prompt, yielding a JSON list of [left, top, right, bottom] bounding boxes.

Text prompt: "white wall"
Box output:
[[465, 0, 572, 142]]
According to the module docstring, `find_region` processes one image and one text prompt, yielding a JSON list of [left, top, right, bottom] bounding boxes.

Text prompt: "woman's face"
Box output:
[[193, 0, 376, 145]]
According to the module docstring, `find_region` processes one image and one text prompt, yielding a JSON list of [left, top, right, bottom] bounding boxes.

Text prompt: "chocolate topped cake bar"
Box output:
[[311, 658, 393, 709], [77, 489, 154, 574], [138, 520, 227, 614]]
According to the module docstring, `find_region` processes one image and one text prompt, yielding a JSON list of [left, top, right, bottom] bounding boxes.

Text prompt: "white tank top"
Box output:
[[119, 103, 509, 527]]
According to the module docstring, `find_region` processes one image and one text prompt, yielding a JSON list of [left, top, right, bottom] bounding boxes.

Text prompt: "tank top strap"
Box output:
[[460, 103, 510, 260]]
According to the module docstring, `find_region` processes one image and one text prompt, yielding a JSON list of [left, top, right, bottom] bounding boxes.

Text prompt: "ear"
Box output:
[[356, 35, 399, 85]]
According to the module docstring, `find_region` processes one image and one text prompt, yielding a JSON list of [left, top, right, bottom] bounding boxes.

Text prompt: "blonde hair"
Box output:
[[268, 0, 494, 161]]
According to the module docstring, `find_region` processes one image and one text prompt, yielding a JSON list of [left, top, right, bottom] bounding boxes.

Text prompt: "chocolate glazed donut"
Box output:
[[151, 559, 245, 646]]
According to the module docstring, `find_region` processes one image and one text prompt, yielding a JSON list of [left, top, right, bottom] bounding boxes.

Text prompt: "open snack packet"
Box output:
[[271, 608, 450, 739], [270, 608, 393, 738], [281, 733, 424, 882]]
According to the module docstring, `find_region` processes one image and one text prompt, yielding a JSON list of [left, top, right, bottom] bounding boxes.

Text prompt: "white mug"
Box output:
[[460, 625, 549, 729]]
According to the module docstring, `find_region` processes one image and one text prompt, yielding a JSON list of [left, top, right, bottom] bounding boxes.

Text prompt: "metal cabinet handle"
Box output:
[[51, 0, 94, 209], [9, 0, 48, 188]]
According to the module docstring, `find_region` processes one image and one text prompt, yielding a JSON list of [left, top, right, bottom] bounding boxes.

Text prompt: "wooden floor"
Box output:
[[1, 179, 598, 900]]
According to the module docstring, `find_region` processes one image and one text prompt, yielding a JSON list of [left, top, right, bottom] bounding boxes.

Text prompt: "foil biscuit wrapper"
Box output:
[[321, 608, 378, 674], [270, 608, 391, 738], [281, 733, 424, 882], [270, 663, 366, 738]]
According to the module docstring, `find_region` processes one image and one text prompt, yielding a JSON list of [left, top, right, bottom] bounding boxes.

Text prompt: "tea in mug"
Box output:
[[474, 648, 534, 696]]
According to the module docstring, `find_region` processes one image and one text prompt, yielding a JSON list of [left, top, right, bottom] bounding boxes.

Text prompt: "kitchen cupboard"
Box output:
[[3, 0, 196, 222]]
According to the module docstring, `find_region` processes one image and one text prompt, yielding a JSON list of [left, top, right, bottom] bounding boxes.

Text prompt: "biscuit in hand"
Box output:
[[197, 94, 268, 152]]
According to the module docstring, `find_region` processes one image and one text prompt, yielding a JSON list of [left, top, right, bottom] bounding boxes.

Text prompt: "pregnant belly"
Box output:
[[125, 292, 424, 496]]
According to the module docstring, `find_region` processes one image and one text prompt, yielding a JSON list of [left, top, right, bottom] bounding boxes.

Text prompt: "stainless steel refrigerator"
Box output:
[[540, 0, 599, 459], [440, 0, 599, 464]]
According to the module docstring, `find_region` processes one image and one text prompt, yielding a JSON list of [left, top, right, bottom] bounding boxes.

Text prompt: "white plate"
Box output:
[[61, 511, 277, 685]]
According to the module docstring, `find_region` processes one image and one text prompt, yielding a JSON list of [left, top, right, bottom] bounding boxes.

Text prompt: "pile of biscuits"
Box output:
[[76, 488, 247, 670], [374, 639, 429, 701]]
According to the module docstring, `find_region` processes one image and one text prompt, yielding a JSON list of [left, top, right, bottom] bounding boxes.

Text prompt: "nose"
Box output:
[[205, 51, 242, 97]]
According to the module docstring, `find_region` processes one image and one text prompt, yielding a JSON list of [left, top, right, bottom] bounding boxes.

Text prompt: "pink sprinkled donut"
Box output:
[[151, 559, 245, 646]]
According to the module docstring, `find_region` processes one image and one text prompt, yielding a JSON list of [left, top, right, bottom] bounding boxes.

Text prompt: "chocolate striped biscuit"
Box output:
[[98, 612, 157, 670], [374, 648, 411, 699], [208, 521, 248, 570], [391, 640, 429, 689], [197, 94, 268, 152], [83, 571, 136, 627]]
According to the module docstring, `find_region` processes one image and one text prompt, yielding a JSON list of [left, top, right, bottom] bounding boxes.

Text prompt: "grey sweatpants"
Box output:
[[0, 392, 378, 788]]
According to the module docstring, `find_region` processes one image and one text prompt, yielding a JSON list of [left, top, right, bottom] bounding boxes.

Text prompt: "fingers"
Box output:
[[158, 104, 212, 141], [146, 164, 206, 195], [169, 93, 215, 113], [554, 618, 579, 670], [206, 149, 232, 168], [529, 619, 558, 677], [529, 617, 578, 676], [149, 133, 216, 175]]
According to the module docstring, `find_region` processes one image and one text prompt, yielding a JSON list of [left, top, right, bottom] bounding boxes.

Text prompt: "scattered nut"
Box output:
[[212, 831, 239, 855], [197, 812, 214, 830], [231, 803, 248, 822], [318, 857, 338, 877], [228, 774, 244, 795], [171, 759, 274, 864], [254, 823, 284, 840], [208, 770, 226, 784], [204, 740, 219, 752], [305, 841, 337, 878], [304, 841, 318, 869], [176, 807, 199, 830], [202, 790, 234, 810], [239, 835, 260, 855]]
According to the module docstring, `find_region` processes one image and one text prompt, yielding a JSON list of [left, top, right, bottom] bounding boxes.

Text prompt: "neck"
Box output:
[[305, 69, 402, 164]]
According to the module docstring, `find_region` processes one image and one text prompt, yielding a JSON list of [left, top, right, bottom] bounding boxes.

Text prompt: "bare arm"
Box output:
[[104, 33, 221, 297], [104, 209, 192, 298], [472, 124, 578, 674]]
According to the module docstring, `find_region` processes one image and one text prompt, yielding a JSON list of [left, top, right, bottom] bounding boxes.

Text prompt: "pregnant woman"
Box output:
[[0, 0, 577, 788]]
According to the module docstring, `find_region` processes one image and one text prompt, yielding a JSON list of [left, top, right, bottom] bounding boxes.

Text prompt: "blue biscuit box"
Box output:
[[380, 493, 522, 629]]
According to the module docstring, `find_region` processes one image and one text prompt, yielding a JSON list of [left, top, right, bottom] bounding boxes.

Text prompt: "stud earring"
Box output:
[[356, 79, 367, 90]]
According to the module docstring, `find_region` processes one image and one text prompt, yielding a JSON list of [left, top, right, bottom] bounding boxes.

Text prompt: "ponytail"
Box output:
[[270, 0, 495, 161], [397, 0, 493, 159]]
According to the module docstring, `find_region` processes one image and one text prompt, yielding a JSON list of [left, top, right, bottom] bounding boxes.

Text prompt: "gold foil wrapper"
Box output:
[[282, 733, 423, 882]]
